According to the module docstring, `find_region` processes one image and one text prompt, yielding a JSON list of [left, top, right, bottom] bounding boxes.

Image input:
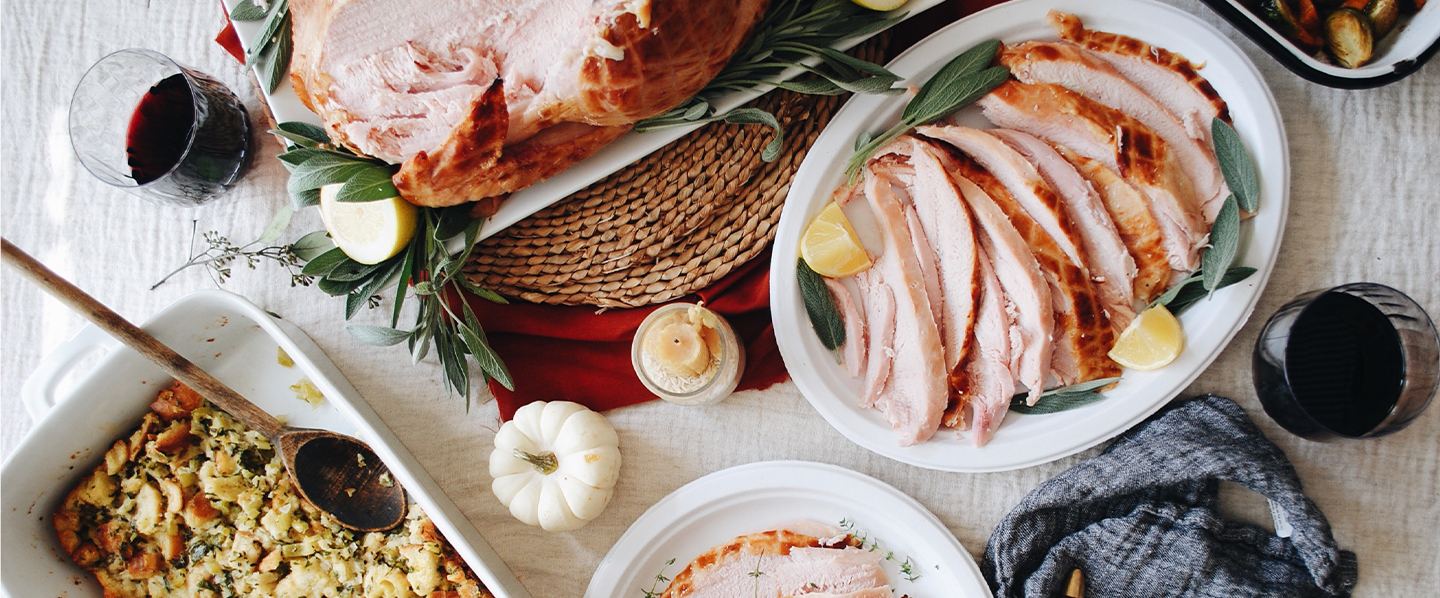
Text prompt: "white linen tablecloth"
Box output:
[[2, 1, 1437, 595]]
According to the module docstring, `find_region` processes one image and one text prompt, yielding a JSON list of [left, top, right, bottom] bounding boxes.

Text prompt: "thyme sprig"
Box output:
[[229, 0, 292, 93], [640, 557, 677, 598], [635, 0, 907, 162], [838, 517, 922, 582]]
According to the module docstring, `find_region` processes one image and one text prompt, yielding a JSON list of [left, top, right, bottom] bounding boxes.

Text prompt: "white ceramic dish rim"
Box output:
[[583, 460, 990, 597], [1214, 0, 1440, 80], [3, 290, 531, 598], [219, 0, 951, 241], [769, 0, 1291, 472]]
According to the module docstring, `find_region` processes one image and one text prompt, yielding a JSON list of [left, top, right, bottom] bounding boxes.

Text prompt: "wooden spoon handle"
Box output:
[[2, 238, 284, 438]]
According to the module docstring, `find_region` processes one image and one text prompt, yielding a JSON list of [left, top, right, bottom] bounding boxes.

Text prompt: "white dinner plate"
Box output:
[[584, 461, 990, 597], [221, 0, 949, 240], [770, 0, 1289, 472]]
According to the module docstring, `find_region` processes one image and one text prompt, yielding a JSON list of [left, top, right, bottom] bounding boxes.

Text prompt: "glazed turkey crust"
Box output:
[[661, 529, 862, 597], [289, 0, 769, 210]]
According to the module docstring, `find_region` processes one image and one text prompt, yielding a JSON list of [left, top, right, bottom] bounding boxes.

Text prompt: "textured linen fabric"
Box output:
[[985, 396, 1357, 597], [2, 2, 1438, 597]]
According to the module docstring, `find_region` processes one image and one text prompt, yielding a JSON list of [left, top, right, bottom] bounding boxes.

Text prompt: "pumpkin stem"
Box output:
[[514, 449, 559, 475]]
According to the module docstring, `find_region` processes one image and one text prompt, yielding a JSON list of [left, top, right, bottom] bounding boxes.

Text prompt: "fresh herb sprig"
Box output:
[[1009, 377, 1122, 415], [797, 259, 846, 350], [1196, 118, 1261, 295], [636, 0, 907, 162], [271, 122, 399, 208], [229, 0, 292, 93], [640, 557, 677, 598], [274, 122, 513, 400], [153, 219, 315, 290], [845, 40, 1009, 179], [838, 517, 922, 582]]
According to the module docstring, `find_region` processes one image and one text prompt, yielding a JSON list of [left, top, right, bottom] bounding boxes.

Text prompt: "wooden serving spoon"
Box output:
[[2, 238, 406, 532]]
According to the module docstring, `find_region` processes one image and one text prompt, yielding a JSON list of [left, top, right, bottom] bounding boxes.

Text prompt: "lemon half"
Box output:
[[318, 183, 417, 265], [801, 202, 872, 278], [851, 0, 908, 10], [1107, 305, 1185, 370]]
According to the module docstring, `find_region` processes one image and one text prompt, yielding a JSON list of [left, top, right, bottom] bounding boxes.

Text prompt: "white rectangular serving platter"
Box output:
[[1, 290, 530, 598], [221, 0, 948, 240]]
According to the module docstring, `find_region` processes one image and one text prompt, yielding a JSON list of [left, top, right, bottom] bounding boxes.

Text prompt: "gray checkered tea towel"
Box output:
[[983, 395, 1357, 598]]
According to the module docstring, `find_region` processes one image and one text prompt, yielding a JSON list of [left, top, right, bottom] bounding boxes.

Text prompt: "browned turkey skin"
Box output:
[[289, 0, 769, 211]]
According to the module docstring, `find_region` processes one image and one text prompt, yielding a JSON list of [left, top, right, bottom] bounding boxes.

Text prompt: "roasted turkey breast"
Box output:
[[289, 0, 769, 209]]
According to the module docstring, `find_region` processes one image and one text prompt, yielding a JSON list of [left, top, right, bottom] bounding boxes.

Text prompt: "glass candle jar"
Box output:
[[631, 303, 744, 405]]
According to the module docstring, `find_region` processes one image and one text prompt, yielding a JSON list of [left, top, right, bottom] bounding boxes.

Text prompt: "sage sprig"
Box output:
[[271, 122, 400, 207], [1009, 377, 1121, 415], [1197, 117, 1261, 294], [229, 0, 292, 93], [276, 124, 513, 401], [636, 0, 907, 162], [845, 40, 1008, 179], [1152, 266, 1257, 315], [797, 259, 846, 350], [1212, 119, 1259, 212]]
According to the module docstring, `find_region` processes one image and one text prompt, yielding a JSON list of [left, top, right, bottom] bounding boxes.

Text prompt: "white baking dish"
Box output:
[[1201, 0, 1440, 88], [1, 290, 530, 598]]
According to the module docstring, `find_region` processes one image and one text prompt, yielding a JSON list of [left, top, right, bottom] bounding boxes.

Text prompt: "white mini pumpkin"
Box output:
[[489, 401, 621, 532]]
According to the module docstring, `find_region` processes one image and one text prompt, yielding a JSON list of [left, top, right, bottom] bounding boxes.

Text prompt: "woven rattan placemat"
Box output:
[[462, 41, 885, 308]]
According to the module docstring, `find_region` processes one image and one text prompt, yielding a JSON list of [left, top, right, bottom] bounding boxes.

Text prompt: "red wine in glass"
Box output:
[[71, 49, 252, 206], [1253, 283, 1439, 440]]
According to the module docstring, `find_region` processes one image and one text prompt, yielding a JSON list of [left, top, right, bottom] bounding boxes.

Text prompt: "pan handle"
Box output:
[[19, 324, 115, 421]]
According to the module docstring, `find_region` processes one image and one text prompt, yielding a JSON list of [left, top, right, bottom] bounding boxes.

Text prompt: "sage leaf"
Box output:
[[326, 259, 383, 283], [288, 157, 372, 196], [902, 65, 1009, 127], [797, 258, 845, 351], [460, 322, 514, 391], [1166, 267, 1256, 315], [1201, 195, 1241, 294], [257, 205, 295, 245], [290, 231, 334, 261], [1009, 377, 1121, 415], [291, 187, 321, 209], [263, 19, 292, 94], [1212, 119, 1259, 212], [229, 0, 268, 21], [335, 166, 399, 202], [273, 122, 329, 146], [722, 108, 785, 162], [247, 0, 288, 63], [347, 325, 412, 346], [301, 247, 350, 277], [901, 39, 1001, 124]]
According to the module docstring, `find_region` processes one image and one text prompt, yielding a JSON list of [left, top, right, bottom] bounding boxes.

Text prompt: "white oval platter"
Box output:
[[770, 0, 1289, 472]]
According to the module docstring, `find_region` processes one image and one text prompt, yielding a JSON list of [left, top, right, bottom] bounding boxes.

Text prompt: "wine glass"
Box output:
[[1252, 282, 1439, 440], [69, 49, 253, 206]]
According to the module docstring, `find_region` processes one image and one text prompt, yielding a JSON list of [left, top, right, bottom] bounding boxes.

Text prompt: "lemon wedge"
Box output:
[[318, 183, 417, 265], [851, 0, 907, 10], [801, 202, 872, 278], [1107, 305, 1185, 370]]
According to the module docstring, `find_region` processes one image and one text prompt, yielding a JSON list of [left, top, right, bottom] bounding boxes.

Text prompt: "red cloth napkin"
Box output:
[[470, 252, 788, 420]]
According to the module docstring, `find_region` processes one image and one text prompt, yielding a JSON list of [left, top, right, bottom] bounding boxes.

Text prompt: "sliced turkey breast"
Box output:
[[916, 126, 1088, 272], [788, 589, 894, 598], [825, 278, 866, 379], [875, 138, 982, 386], [998, 40, 1229, 222], [662, 527, 889, 597], [990, 128, 1137, 328], [1061, 148, 1173, 304], [857, 169, 948, 445], [980, 81, 1205, 272], [945, 253, 1017, 445], [927, 138, 1117, 386], [855, 270, 894, 409], [942, 166, 1052, 404], [1050, 11, 1230, 143]]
